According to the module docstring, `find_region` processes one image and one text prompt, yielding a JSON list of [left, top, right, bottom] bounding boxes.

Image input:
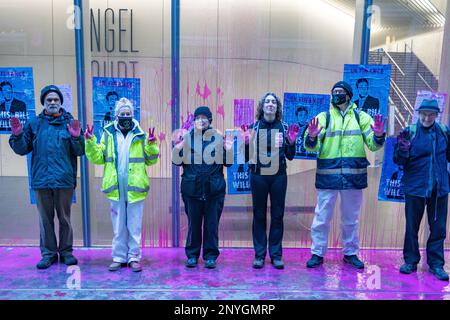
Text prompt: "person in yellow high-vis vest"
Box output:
[[84, 98, 159, 272], [304, 81, 386, 269]]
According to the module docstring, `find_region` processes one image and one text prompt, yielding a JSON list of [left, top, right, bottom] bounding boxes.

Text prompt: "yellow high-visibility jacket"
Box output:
[[85, 121, 159, 203], [304, 103, 385, 190]]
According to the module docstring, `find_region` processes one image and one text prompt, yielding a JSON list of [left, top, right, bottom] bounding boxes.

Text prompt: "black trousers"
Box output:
[[250, 173, 287, 260], [404, 190, 448, 268], [34, 188, 74, 259], [183, 195, 225, 261]]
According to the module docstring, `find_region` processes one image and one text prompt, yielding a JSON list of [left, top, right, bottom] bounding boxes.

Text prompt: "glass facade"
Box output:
[[0, 0, 448, 249]]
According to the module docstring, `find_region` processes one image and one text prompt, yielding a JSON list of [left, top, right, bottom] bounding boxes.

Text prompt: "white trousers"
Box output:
[[110, 200, 144, 263], [311, 189, 363, 257]]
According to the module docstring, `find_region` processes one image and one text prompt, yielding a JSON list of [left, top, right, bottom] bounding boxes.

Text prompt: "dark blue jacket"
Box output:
[[393, 122, 450, 198], [9, 109, 85, 189]]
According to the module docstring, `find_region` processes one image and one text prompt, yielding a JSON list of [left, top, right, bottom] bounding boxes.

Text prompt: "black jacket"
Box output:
[[245, 118, 296, 175], [173, 128, 232, 200]]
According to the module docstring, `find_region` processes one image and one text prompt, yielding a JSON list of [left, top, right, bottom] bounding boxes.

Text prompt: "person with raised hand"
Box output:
[[9, 85, 85, 270], [394, 99, 450, 281], [304, 81, 386, 270], [84, 98, 159, 272], [242, 92, 298, 270], [172, 106, 232, 269]]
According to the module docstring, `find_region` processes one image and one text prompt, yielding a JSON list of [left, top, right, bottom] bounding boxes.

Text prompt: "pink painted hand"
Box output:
[[84, 124, 94, 139], [9, 117, 23, 136], [240, 124, 252, 145], [224, 132, 234, 151], [371, 114, 386, 137], [287, 124, 300, 145], [67, 119, 81, 138], [307, 117, 323, 138], [181, 112, 194, 131], [148, 127, 157, 143]]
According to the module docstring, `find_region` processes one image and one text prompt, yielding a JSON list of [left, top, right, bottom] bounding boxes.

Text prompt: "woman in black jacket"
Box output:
[[242, 92, 300, 269], [172, 106, 233, 269]]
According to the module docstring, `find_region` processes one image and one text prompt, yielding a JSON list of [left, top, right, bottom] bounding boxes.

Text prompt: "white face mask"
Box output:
[[195, 117, 210, 130]]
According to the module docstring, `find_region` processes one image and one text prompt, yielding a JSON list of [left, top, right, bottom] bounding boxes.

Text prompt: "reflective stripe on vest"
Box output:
[[102, 185, 119, 193], [316, 168, 368, 175], [325, 129, 362, 138], [128, 186, 150, 193]]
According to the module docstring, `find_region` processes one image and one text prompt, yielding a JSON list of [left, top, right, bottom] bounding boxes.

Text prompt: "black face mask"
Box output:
[[118, 116, 133, 130], [331, 93, 347, 106]]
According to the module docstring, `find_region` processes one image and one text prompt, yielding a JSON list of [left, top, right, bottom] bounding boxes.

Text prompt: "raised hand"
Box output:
[[397, 130, 411, 152], [67, 119, 81, 138], [307, 117, 323, 138], [9, 117, 23, 136], [84, 124, 94, 139], [287, 123, 300, 145], [181, 111, 194, 131], [148, 127, 157, 143], [371, 114, 386, 137], [224, 131, 234, 151], [240, 124, 252, 145]]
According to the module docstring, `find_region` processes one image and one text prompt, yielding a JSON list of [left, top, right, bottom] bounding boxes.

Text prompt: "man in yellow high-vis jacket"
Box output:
[[304, 81, 386, 269], [85, 98, 159, 272]]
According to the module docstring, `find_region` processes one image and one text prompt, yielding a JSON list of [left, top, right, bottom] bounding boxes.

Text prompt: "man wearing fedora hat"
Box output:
[[394, 98, 450, 281]]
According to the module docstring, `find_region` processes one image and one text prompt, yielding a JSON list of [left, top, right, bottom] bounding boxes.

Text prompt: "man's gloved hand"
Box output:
[[397, 130, 411, 152], [9, 117, 23, 136]]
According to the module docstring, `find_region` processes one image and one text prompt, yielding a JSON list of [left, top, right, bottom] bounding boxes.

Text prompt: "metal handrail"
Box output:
[[379, 48, 406, 76], [390, 79, 414, 115], [417, 72, 434, 91]]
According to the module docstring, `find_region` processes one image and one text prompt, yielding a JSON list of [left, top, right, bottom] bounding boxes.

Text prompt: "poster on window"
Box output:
[[283, 93, 330, 159], [344, 64, 391, 119], [411, 91, 447, 124], [234, 99, 254, 128], [226, 129, 251, 194], [0, 67, 35, 133], [92, 77, 140, 140], [378, 137, 405, 203]]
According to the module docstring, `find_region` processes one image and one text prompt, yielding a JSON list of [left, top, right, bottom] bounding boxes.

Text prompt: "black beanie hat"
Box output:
[[40, 85, 64, 105], [332, 81, 353, 99], [194, 106, 213, 122]]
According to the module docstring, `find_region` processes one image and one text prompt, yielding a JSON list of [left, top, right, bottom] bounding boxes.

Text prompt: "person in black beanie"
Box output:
[[241, 92, 300, 270], [9, 85, 84, 269], [172, 106, 233, 269]]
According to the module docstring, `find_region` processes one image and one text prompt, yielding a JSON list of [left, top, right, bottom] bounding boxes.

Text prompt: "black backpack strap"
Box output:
[[354, 109, 360, 127]]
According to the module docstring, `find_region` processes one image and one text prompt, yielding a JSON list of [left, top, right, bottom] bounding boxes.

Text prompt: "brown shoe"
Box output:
[[128, 261, 142, 272], [108, 262, 125, 272]]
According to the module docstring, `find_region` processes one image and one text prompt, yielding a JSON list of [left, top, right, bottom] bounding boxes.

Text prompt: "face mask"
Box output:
[[118, 116, 133, 130], [332, 93, 347, 106]]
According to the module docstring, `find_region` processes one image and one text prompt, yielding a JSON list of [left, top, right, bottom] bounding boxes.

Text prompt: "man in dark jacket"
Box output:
[[172, 106, 232, 269], [394, 99, 450, 281], [9, 85, 85, 269]]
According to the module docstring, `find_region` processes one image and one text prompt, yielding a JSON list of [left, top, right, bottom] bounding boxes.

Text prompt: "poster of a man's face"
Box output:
[[0, 81, 27, 115], [355, 78, 380, 118], [295, 106, 308, 126], [103, 91, 119, 122]]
